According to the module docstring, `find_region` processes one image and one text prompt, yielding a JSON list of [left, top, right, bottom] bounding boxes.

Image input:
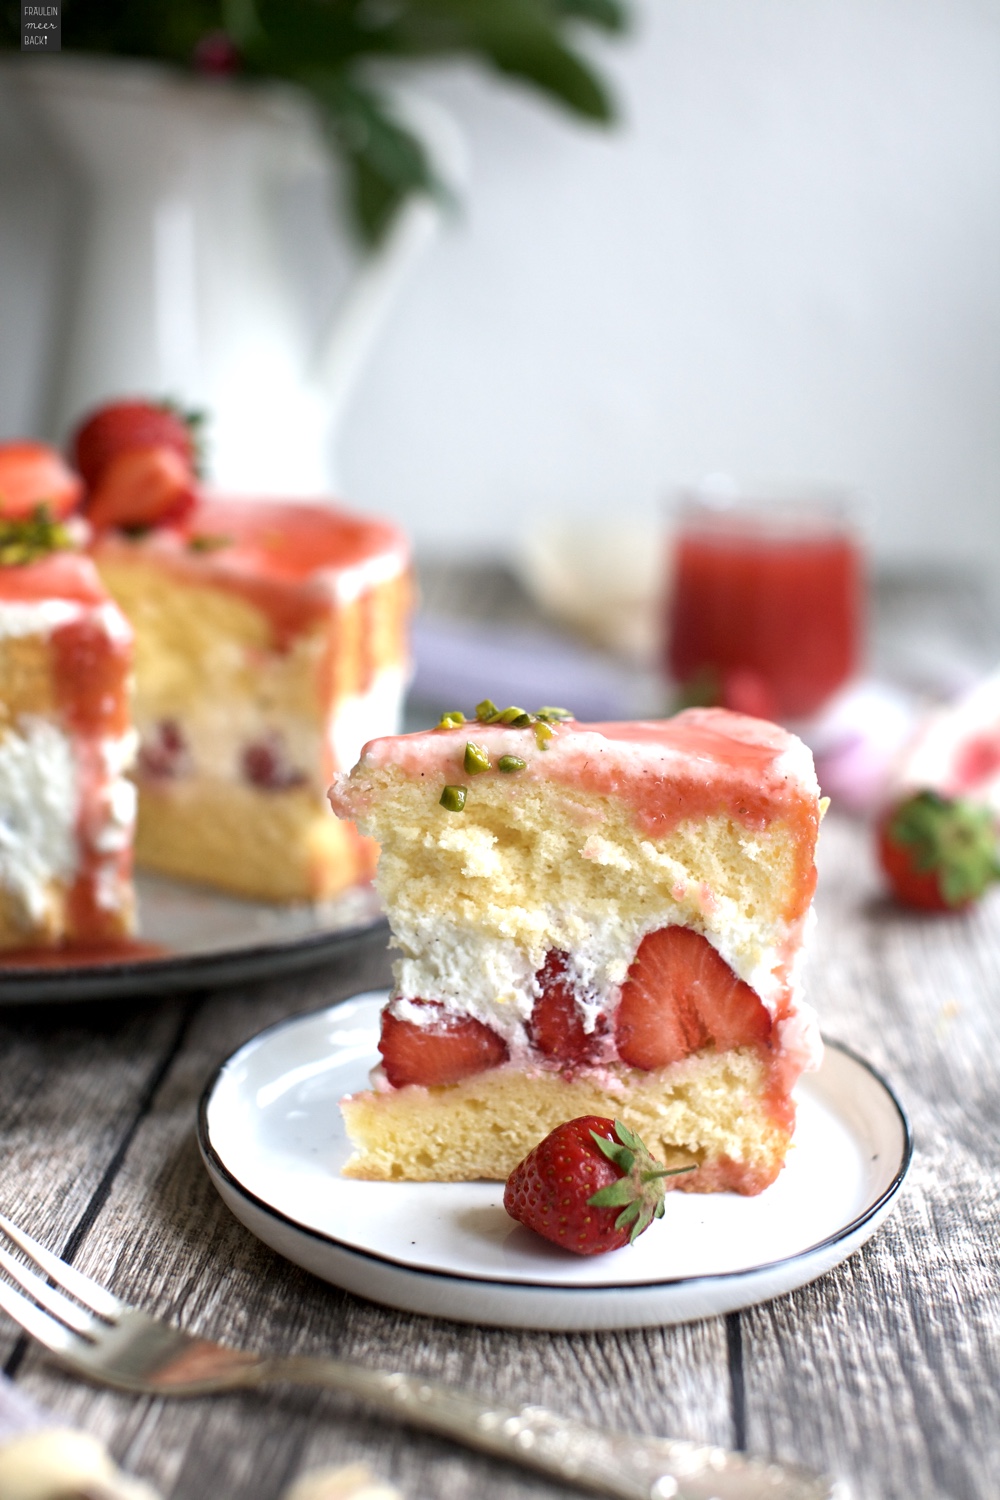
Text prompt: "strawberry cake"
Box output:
[[329, 703, 824, 1193], [0, 405, 412, 924], [0, 532, 136, 950], [92, 496, 411, 903]]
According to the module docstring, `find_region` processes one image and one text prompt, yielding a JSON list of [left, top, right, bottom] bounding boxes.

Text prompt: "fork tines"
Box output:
[[0, 1211, 122, 1355]]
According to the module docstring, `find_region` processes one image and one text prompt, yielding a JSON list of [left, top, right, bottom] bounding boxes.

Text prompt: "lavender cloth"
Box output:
[[409, 616, 659, 724]]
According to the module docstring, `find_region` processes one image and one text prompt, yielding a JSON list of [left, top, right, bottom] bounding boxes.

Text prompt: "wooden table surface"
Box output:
[[2, 567, 1000, 1500]]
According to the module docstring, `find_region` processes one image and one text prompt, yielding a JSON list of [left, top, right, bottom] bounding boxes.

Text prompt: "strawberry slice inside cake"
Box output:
[[329, 704, 823, 1193]]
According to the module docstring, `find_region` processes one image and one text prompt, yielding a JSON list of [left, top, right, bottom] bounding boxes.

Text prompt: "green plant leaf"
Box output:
[[1, 0, 628, 244], [305, 70, 443, 244], [553, 0, 628, 33]]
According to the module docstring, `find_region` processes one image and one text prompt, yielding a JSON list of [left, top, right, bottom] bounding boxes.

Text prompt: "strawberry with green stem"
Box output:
[[71, 399, 204, 533], [72, 399, 204, 485], [504, 1116, 695, 1256], [877, 790, 1000, 911]]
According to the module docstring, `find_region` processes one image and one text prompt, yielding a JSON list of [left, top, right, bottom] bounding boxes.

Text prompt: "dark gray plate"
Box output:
[[0, 873, 386, 1003]]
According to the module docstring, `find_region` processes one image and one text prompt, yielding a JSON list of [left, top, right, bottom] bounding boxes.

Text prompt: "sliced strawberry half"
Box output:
[[528, 950, 606, 1066], [379, 1001, 509, 1088], [614, 925, 771, 1071], [84, 446, 198, 533], [72, 399, 201, 487], [0, 441, 83, 520]]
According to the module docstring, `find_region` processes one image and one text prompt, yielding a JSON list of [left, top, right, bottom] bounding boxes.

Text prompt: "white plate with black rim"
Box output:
[[0, 875, 386, 1004], [198, 990, 912, 1331]]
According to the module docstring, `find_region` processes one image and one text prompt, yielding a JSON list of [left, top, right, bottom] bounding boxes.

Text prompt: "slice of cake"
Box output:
[[91, 495, 410, 903], [0, 542, 136, 950], [329, 705, 823, 1194]]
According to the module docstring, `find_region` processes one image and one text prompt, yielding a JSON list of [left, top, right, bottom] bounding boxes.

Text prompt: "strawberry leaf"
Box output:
[[588, 1178, 636, 1209], [590, 1131, 634, 1173], [614, 1201, 642, 1231], [888, 790, 1000, 906]]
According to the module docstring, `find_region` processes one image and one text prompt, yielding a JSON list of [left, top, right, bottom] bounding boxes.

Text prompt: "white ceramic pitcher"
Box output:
[[2, 55, 463, 491]]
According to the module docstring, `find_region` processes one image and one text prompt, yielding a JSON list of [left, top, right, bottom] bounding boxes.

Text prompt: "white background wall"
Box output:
[[336, 0, 1000, 568], [1, 1, 998, 570]]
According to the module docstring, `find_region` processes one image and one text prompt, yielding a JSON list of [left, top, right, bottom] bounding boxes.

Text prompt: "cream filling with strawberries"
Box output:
[[344, 765, 819, 1079]]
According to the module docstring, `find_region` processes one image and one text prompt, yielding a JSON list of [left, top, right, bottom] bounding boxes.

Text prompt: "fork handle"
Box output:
[[237, 1354, 842, 1500]]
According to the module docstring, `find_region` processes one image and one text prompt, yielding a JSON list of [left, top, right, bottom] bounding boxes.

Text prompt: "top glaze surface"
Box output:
[[0, 551, 109, 607], [92, 494, 410, 647]]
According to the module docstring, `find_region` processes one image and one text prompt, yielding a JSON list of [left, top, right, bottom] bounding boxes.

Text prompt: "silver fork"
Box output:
[[0, 1211, 845, 1500]]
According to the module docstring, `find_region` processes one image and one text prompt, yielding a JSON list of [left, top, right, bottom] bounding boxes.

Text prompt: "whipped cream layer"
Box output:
[[0, 716, 78, 925]]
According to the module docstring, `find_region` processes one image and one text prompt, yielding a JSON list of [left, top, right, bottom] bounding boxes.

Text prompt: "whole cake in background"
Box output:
[[70, 398, 412, 904], [92, 496, 410, 903], [0, 446, 136, 950], [0, 398, 411, 934], [330, 703, 824, 1194]]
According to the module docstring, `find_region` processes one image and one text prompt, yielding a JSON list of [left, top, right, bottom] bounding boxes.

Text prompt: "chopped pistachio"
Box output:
[[534, 721, 554, 751], [0, 506, 73, 567], [475, 698, 498, 722], [439, 784, 467, 811], [498, 706, 527, 724], [464, 741, 491, 775], [435, 710, 466, 730], [497, 754, 527, 773], [188, 532, 233, 553], [536, 706, 573, 722]]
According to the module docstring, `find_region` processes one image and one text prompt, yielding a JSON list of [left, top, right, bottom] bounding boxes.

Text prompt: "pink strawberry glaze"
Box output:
[[92, 494, 409, 652], [0, 551, 108, 607], [336, 709, 821, 923], [1, 552, 135, 942]]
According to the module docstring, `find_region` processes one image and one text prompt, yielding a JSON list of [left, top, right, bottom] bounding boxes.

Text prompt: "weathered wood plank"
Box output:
[[740, 812, 1000, 1500], [0, 991, 192, 1367], [10, 931, 732, 1500]]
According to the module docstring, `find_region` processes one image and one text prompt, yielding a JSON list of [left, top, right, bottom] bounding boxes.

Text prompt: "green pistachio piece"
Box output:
[[464, 741, 491, 775], [0, 506, 73, 567], [188, 532, 233, 553], [497, 755, 527, 773], [435, 710, 466, 730], [439, 785, 467, 812], [475, 698, 498, 722], [534, 721, 554, 751], [536, 706, 573, 722], [498, 706, 527, 724]]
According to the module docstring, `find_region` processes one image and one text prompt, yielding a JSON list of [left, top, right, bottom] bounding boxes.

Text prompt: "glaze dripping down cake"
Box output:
[[0, 551, 136, 949], [93, 496, 410, 903], [329, 706, 823, 1194]]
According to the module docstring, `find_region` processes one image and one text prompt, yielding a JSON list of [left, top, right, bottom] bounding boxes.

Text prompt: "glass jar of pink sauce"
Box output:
[[664, 485, 865, 723]]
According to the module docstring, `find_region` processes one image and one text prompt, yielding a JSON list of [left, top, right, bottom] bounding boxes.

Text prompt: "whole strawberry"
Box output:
[[503, 1116, 694, 1255], [877, 789, 1000, 911], [71, 399, 203, 487], [71, 398, 203, 533]]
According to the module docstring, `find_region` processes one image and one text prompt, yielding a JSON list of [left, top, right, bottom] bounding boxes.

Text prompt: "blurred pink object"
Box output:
[[893, 669, 1000, 812], [803, 680, 916, 814]]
